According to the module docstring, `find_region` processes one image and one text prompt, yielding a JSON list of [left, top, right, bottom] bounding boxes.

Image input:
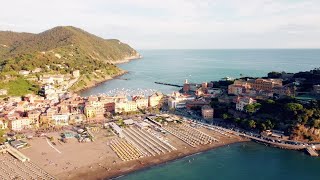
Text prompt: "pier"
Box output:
[[306, 147, 319, 156], [154, 82, 183, 87], [0, 145, 30, 162]]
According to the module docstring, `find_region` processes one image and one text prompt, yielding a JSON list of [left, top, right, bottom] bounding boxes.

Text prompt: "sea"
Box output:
[[80, 49, 320, 180]]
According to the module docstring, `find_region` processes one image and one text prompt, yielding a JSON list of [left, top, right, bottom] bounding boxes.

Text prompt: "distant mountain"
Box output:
[[0, 26, 139, 63], [0, 26, 140, 93]]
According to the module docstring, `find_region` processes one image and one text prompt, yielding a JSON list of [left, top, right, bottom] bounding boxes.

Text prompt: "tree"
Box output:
[[222, 113, 232, 120], [0, 130, 6, 144], [268, 71, 282, 78], [285, 103, 303, 112], [258, 123, 267, 131], [247, 120, 256, 129], [265, 119, 274, 129], [244, 103, 261, 114]]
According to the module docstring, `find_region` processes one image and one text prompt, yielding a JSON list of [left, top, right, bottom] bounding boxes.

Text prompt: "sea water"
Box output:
[[80, 49, 320, 96], [117, 142, 320, 180]]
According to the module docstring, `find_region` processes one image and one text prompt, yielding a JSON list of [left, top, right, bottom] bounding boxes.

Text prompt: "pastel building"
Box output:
[[132, 96, 148, 109], [201, 105, 214, 120], [51, 114, 69, 126], [27, 110, 41, 126], [148, 92, 163, 107], [8, 118, 32, 131], [84, 105, 105, 120], [168, 92, 195, 109], [0, 119, 8, 129], [115, 101, 138, 113], [228, 85, 246, 95]]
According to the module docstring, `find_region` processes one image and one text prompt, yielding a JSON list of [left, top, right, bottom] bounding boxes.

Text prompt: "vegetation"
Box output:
[[0, 77, 39, 96], [244, 103, 261, 114], [0, 26, 139, 95], [0, 129, 6, 144], [215, 96, 320, 140]]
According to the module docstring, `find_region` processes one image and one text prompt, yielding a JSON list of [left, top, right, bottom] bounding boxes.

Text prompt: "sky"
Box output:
[[0, 0, 320, 49]]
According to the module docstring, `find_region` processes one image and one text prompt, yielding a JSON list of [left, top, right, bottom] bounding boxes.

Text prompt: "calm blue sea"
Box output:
[[116, 142, 320, 180], [80, 49, 320, 180], [80, 49, 320, 96]]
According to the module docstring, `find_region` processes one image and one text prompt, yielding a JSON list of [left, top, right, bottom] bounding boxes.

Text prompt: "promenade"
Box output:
[[186, 119, 320, 156]]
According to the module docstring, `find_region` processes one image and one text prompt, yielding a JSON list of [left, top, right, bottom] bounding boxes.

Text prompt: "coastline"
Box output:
[[112, 54, 142, 65], [56, 137, 249, 180], [74, 70, 129, 94], [73, 54, 141, 94], [110, 140, 249, 180]]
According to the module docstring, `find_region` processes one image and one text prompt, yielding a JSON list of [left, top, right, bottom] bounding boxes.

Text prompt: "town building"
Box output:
[[183, 79, 199, 93], [124, 101, 138, 112], [132, 96, 148, 109], [51, 114, 69, 126], [313, 85, 320, 94], [69, 114, 86, 124], [27, 110, 41, 125], [201, 105, 214, 120], [32, 68, 42, 73], [16, 101, 29, 112], [231, 78, 283, 92], [0, 89, 8, 96], [228, 84, 246, 95], [183, 79, 190, 93], [148, 92, 163, 107], [186, 100, 210, 110], [251, 79, 282, 91], [84, 105, 105, 120], [0, 119, 8, 129], [168, 92, 195, 109], [19, 70, 30, 76], [235, 96, 257, 111], [202, 82, 208, 89], [72, 70, 80, 78], [104, 102, 115, 113], [8, 118, 32, 131]]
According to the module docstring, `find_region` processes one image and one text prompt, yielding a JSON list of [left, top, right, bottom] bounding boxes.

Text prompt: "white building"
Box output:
[[8, 118, 32, 131], [52, 114, 69, 126], [236, 97, 257, 111], [19, 70, 30, 76], [109, 122, 123, 137], [72, 70, 80, 78], [0, 89, 7, 96], [168, 92, 195, 109]]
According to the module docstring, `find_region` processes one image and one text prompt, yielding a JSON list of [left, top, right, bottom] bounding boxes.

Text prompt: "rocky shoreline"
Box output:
[[112, 54, 142, 65], [73, 70, 129, 94], [73, 54, 141, 94]]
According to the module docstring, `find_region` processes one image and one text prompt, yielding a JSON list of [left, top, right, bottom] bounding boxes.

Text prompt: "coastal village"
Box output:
[[0, 67, 320, 179]]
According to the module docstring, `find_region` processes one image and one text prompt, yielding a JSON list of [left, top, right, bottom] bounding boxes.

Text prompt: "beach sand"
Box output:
[[20, 127, 248, 180]]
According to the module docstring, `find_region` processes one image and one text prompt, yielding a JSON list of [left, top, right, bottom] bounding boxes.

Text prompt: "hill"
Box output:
[[0, 26, 140, 95]]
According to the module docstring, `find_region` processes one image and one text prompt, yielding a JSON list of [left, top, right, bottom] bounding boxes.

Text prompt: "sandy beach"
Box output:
[[20, 126, 248, 180]]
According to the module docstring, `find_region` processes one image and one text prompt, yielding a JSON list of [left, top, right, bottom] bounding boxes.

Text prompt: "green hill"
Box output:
[[0, 26, 140, 95]]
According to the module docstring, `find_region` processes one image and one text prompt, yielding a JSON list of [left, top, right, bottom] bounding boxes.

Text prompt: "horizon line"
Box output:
[[137, 48, 320, 50]]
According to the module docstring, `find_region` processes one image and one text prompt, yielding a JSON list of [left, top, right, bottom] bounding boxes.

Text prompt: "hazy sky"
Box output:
[[1, 0, 319, 49]]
